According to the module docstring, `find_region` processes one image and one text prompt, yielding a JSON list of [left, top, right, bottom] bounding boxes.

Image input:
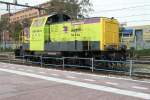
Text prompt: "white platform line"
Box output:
[[68, 71, 150, 84], [106, 82, 118, 86], [37, 67, 45, 70], [84, 79, 96, 82], [66, 76, 76, 79], [1, 62, 150, 84], [133, 86, 148, 90], [0, 68, 150, 100], [47, 69, 53, 71]]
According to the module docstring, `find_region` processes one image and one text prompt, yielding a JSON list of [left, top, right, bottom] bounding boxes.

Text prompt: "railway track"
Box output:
[[137, 56, 150, 61]]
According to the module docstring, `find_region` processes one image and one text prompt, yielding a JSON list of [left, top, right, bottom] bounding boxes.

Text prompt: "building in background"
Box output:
[[122, 25, 150, 50], [1, 1, 51, 23], [0, 31, 12, 42]]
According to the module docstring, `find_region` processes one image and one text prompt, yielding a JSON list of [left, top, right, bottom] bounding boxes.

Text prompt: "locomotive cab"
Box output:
[[30, 13, 71, 51], [46, 13, 71, 24]]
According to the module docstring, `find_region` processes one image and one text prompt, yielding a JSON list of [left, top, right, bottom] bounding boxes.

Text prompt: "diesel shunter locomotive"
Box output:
[[15, 13, 127, 61]]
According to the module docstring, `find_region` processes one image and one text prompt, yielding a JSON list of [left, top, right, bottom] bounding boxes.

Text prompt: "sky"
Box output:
[[0, 0, 150, 26]]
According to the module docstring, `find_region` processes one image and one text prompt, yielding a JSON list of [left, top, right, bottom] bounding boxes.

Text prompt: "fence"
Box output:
[[0, 53, 150, 77], [0, 41, 19, 51]]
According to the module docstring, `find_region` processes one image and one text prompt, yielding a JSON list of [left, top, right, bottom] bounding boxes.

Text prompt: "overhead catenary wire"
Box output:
[[93, 13, 150, 19], [94, 4, 150, 13], [116, 13, 150, 18], [0, 8, 23, 10], [120, 20, 150, 23]]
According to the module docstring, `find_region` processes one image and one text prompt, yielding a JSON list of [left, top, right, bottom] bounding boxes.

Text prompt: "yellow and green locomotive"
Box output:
[[16, 13, 126, 60]]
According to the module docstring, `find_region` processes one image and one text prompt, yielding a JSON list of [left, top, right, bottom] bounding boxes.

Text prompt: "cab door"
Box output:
[[71, 21, 83, 50], [135, 29, 144, 50]]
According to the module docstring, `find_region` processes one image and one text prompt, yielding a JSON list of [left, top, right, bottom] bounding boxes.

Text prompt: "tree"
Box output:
[[0, 16, 32, 41], [0, 17, 10, 42], [9, 22, 23, 41], [0, 17, 24, 41], [46, 0, 93, 19], [79, 0, 93, 17], [0, 18, 9, 32]]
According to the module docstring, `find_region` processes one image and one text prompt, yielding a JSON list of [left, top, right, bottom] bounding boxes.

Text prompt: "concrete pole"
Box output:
[[91, 58, 94, 72], [62, 57, 65, 70], [40, 56, 43, 67], [2, 31, 5, 50], [129, 60, 133, 77]]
